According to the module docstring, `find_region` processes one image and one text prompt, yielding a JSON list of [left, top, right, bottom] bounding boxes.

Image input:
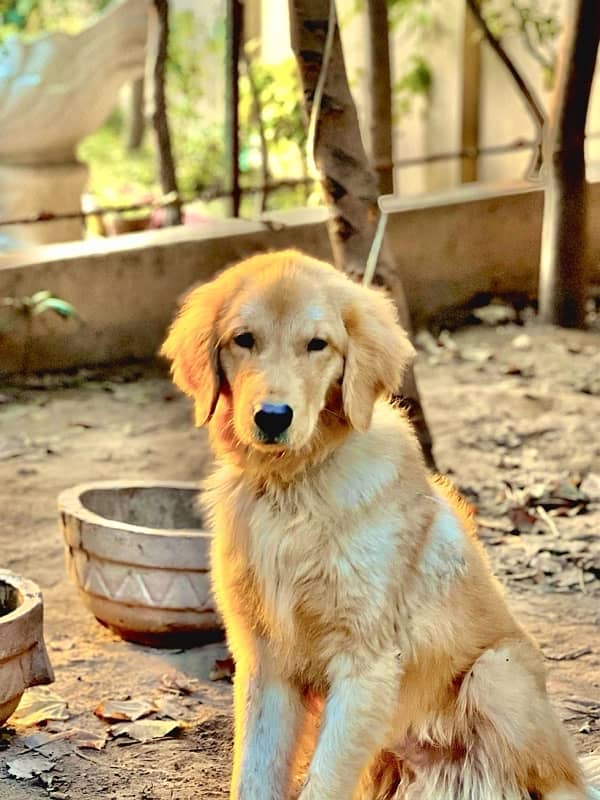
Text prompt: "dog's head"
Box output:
[[161, 250, 414, 459]]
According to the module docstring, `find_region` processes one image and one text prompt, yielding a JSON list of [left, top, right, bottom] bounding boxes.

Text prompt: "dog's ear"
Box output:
[[161, 282, 223, 426], [342, 286, 416, 432]]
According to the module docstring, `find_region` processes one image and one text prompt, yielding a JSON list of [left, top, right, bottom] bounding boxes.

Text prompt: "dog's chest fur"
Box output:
[[248, 481, 402, 638], [205, 403, 449, 683]]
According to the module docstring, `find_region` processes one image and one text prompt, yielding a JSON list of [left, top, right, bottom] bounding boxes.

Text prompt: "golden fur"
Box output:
[[162, 250, 587, 800]]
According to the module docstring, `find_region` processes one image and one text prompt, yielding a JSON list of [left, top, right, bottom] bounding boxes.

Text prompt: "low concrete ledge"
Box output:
[[1, 182, 599, 374], [0, 215, 332, 374], [384, 180, 600, 327]]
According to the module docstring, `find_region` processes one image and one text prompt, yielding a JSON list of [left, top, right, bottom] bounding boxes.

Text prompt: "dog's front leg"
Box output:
[[231, 657, 305, 800], [298, 652, 401, 800]]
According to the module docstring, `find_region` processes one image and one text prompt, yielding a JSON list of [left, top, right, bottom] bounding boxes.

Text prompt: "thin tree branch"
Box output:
[[466, 0, 546, 174]]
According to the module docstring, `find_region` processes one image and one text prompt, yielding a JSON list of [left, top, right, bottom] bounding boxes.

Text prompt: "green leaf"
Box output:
[[29, 290, 52, 305], [395, 55, 433, 97], [32, 297, 78, 319]]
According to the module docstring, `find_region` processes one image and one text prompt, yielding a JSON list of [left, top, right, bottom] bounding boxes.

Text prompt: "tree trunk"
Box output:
[[366, 0, 394, 195], [126, 78, 146, 151], [538, 0, 600, 328], [466, 0, 546, 176], [146, 0, 182, 226], [288, 0, 435, 468]]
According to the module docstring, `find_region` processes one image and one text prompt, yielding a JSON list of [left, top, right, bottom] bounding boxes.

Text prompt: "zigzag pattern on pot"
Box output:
[[67, 548, 213, 610]]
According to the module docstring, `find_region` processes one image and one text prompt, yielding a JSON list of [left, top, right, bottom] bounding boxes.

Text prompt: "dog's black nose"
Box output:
[[254, 403, 293, 440]]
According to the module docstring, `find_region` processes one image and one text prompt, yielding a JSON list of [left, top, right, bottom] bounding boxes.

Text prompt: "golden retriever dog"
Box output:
[[162, 250, 590, 800]]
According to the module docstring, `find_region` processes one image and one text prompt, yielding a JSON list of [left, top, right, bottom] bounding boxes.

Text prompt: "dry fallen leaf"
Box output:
[[11, 687, 69, 727], [154, 695, 197, 721], [580, 472, 600, 502], [109, 719, 183, 743], [7, 752, 55, 779], [159, 672, 199, 695], [22, 726, 107, 751], [95, 698, 156, 722], [210, 657, 235, 682], [21, 731, 61, 748], [477, 516, 513, 533], [507, 506, 538, 534], [65, 727, 109, 750]]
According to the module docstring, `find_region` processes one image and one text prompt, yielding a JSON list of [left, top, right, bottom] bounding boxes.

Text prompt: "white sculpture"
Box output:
[[0, 0, 148, 249]]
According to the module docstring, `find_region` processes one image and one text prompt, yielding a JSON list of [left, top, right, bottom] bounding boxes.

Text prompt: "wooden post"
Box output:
[[146, 0, 182, 226], [367, 0, 394, 195], [226, 0, 243, 217], [145, 0, 181, 225], [126, 78, 146, 152], [460, 4, 481, 183]]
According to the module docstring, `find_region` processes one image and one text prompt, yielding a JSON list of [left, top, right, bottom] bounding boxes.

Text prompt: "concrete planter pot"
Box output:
[[59, 481, 222, 647], [0, 571, 54, 726]]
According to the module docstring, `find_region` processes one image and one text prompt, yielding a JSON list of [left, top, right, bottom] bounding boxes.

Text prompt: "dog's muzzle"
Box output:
[[254, 403, 293, 443]]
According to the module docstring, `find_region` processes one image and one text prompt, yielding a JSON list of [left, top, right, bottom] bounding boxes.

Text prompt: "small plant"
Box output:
[[1, 291, 79, 371], [1, 290, 78, 324]]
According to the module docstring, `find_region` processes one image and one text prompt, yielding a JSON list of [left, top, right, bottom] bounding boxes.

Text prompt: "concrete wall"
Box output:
[[1, 184, 599, 375]]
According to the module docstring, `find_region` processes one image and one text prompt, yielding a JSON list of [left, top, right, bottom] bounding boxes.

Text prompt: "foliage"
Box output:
[[1, 291, 78, 335], [387, 0, 441, 122], [1, 2, 325, 218], [352, 0, 560, 127], [393, 54, 433, 117], [0, 0, 109, 38], [78, 11, 312, 214], [239, 47, 308, 181], [479, 0, 560, 89], [78, 109, 159, 207], [165, 10, 228, 196], [341, 1, 438, 122], [387, 0, 441, 31]]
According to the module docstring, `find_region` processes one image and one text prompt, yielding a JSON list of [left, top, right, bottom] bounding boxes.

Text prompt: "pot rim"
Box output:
[[58, 480, 210, 540], [0, 570, 43, 625]]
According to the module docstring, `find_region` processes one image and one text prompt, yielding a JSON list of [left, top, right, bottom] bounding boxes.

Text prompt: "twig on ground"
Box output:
[[535, 505, 560, 537], [546, 646, 592, 662]]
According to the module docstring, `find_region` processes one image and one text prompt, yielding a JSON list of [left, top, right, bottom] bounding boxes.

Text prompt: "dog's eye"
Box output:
[[233, 332, 255, 349], [307, 337, 328, 352]]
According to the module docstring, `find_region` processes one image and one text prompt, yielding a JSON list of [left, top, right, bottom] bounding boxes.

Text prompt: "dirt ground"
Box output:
[[0, 319, 599, 799]]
